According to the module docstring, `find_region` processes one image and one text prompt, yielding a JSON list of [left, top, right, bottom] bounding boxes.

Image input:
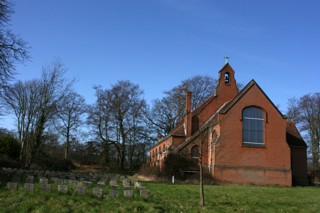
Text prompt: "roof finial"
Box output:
[[224, 56, 229, 64]]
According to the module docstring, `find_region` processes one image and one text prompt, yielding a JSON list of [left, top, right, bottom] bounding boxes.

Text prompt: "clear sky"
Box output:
[[3, 0, 320, 129]]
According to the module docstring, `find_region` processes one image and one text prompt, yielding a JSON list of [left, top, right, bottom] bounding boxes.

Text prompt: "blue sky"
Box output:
[[3, 0, 320, 129]]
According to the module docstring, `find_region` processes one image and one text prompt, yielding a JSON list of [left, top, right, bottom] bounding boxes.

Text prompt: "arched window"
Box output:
[[242, 107, 264, 146], [191, 145, 199, 164], [224, 72, 230, 84]]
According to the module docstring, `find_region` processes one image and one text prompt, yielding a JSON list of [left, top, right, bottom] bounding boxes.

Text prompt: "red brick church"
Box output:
[[150, 63, 308, 186]]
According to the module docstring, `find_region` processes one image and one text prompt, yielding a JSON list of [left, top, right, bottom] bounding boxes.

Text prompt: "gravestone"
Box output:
[[58, 184, 68, 193], [122, 179, 130, 187], [124, 186, 133, 198], [92, 187, 103, 198], [134, 181, 141, 189], [97, 181, 105, 189], [24, 183, 34, 192], [69, 179, 78, 186], [7, 182, 18, 191], [75, 186, 86, 195], [140, 188, 150, 199], [41, 184, 51, 192], [109, 185, 119, 197], [56, 178, 64, 185], [109, 179, 117, 186], [82, 181, 92, 187], [39, 178, 48, 185], [26, 176, 34, 184], [63, 179, 69, 185]]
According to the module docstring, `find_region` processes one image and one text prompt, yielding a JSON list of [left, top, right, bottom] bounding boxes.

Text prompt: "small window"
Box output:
[[242, 107, 264, 146], [191, 145, 199, 164]]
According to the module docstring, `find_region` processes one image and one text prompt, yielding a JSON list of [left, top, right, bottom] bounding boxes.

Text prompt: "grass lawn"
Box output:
[[0, 181, 319, 212]]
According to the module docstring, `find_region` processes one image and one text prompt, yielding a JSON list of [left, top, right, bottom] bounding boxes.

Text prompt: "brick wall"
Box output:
[[212, 84, 292, 186]]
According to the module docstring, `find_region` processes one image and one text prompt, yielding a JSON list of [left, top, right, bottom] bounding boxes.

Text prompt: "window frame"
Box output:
[[191, 145, 199, 164], [242, 106, 265, 147]]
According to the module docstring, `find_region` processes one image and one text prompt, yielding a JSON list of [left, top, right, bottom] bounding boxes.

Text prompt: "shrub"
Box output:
[[34, 151, 75, 171], [0, 131, 20, 160], [163, 153, 194, 180], [137, 163, 161, 177]]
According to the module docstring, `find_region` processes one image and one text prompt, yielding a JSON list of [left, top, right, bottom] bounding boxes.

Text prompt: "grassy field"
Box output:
[[0, 181, 320, 212]]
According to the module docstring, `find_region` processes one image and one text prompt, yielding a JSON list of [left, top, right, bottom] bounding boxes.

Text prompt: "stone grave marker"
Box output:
[[56, 178, 64, 185], [109, 185, 119, 197], [58, 184, 68, 193], [82, 181, 92, 188], [124, 186, 133, 198], [26, 176, 34, 183], [39, 178, 48, 185], [119, 176, 125, 182], [134, 181, 141, 189], [63, 179, 70, 185], [122, 179, 130, 187], [41, 184, 52, 192], [24, 183, 35, 192], [92, 187, 103, 198], [75, 186, 86, 195], [97, 180, 105, 188], [109, 179, 117, 186], [69, 179, 78, 186], [7, 182, 18, 191]]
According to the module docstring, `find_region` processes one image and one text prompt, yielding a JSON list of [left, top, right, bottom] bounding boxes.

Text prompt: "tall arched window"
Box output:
[[242, 107, 264, 146], [191, 145, 199, 164]]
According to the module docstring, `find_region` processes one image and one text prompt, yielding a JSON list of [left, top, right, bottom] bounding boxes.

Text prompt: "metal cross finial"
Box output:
[[224, 56, 229, 64]]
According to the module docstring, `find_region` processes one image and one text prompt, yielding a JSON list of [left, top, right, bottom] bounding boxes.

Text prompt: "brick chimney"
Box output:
[[184, 91, 192, 137]]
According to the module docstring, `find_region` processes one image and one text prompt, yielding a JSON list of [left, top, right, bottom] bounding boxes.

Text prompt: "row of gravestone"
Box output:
[[2, 172, 150, 199], [6, 182, 105, 198], [5, 180, 150, 199], [1, 167, 117, 183], [108, 178, 150, 199]]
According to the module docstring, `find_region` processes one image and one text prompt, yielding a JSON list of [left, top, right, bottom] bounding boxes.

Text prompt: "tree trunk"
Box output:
[[64, 125, 70, 160], [199, 139, 205, 207], [119, 121, 126, 169], [104, 140, 109, 166]]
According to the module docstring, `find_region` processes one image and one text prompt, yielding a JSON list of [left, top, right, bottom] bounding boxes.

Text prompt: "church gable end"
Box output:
[[149, 62, 307, 186]]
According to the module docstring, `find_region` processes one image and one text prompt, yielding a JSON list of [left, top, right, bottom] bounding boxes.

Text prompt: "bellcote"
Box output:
[[214, 63, 239, 102]]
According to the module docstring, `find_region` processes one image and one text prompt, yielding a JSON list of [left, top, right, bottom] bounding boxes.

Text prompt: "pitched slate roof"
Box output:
[[286, 121, 307, 148], [174, 102, 228, 151]]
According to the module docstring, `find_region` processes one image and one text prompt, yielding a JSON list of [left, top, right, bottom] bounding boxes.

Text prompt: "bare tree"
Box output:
[[198, 117, 209, 208], [286, 93, 320, 170], [87, 86, 114, 166], [2, 61, 72, 166], [109, 80, 147, 169], [286, 97, 301, 123], [2, 79, 39, 160], [88, 81, 148, 169], [148, 75, 216, 136], [54, 91, 86, 160], [0, 0, 29, 90]]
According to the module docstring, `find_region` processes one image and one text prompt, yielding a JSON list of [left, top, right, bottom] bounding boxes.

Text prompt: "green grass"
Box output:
[[0, 181, 319, 212]]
